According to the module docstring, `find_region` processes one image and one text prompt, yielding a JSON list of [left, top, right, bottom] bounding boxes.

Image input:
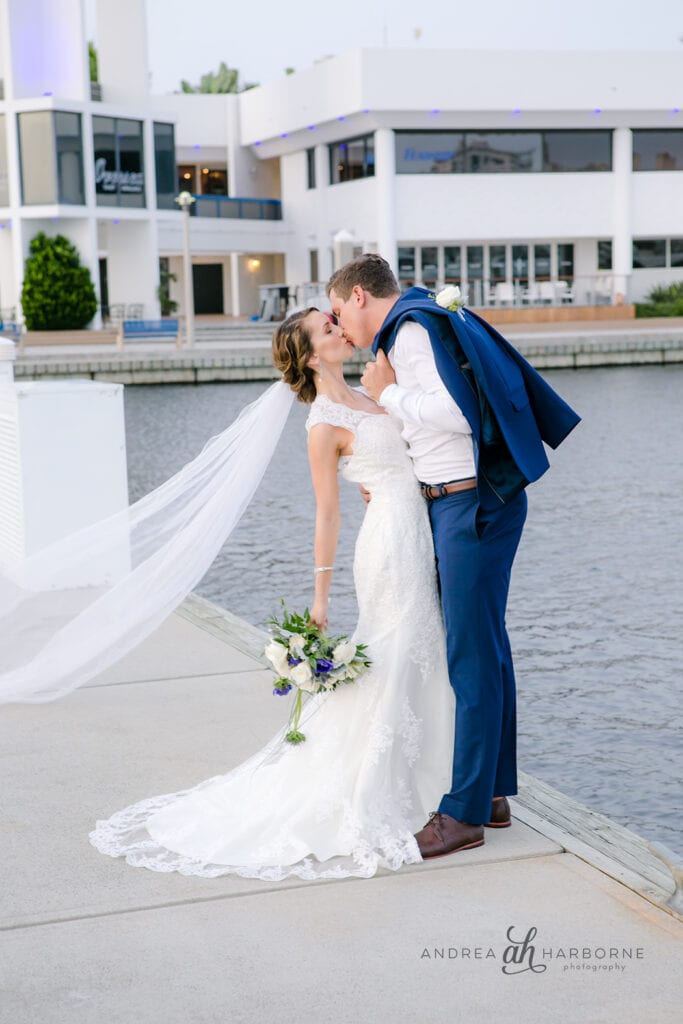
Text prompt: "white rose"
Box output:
[[435, 285, 462, 310], [265, 641, 289, 674], [288, 634, 307, 656], [332, 641, 357, 665], [290, 661, 316, 692]]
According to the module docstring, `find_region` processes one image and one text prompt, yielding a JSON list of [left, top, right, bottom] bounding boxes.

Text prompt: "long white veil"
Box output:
[[0, 379, 294, 704]]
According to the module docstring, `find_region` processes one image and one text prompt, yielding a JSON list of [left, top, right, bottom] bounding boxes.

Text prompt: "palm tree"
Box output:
[[180, 62, 258, 94]]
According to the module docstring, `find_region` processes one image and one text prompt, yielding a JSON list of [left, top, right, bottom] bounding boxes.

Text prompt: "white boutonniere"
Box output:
[[434, 285, 465, 312]]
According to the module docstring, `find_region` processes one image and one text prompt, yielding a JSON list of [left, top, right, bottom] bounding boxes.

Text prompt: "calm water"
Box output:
[[123, 366, 683, 859]]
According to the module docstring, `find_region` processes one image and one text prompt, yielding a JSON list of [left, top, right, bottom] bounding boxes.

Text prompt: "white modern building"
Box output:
[[1, 0, 682, 325]]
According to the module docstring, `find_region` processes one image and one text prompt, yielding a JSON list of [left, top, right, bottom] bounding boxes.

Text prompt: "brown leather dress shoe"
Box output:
[[485, 795, 512, 828], [414, 812, 485, 859]]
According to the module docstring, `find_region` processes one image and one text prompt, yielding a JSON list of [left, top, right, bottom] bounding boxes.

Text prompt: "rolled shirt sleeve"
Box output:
[[378, 322, 471, 436]]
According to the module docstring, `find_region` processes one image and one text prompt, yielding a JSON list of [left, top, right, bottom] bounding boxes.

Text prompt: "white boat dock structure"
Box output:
[[1, 592, 682, 1023]]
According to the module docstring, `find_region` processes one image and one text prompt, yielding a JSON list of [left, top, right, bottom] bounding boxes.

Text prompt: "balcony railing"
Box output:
[[399, 274, 628, 307], [190, 195, 282, 221]]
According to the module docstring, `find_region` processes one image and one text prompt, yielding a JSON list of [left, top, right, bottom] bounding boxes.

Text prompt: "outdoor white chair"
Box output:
[[538, 281, 556, 304], [521, 283, 541, 305], [107, 303, 126, 324], [555, 281, 576, 304], [593, 277, 613, 305], [494, 282, 515, 306]]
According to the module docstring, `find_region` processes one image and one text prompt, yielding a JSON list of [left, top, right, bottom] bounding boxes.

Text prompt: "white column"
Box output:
[[229, 252, 241, 317], [96, 0, 149, 103], [612, 127, 632, 304], [374, 129, 396, 272], [314, 143, 333, 283]]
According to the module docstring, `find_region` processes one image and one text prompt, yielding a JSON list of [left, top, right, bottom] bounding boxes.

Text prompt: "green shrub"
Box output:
[[635, 280, 683, 318], [21, 232, 98, 330]]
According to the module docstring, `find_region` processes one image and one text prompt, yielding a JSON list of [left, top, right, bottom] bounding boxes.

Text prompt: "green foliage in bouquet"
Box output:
[[264, 600, 371, 745]]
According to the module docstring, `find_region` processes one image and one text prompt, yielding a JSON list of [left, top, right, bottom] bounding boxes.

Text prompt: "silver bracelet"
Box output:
[[314, 566, 334, 574]]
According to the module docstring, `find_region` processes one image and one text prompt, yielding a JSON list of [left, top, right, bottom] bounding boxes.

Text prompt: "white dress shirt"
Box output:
[[378, 320, 476, 485]]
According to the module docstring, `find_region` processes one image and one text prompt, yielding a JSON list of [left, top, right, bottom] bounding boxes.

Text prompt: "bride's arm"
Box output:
[[307, 423, 343, 630]]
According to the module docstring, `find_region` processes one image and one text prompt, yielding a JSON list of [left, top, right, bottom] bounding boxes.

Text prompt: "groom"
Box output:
[[328, 254, 580, 859]]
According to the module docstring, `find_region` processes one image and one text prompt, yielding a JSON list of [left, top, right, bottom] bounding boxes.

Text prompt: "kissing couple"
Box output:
[[2, 253, 580, 882]]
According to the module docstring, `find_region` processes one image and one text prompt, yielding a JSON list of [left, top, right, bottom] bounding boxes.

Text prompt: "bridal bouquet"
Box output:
[[264, 603, 371, 745]]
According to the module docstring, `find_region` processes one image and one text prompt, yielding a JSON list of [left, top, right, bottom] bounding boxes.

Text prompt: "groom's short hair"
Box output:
[[327, 253, 400, 301]]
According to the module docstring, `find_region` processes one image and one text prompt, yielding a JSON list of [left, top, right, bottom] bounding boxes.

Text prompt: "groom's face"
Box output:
[[329, 285, 375, 350]]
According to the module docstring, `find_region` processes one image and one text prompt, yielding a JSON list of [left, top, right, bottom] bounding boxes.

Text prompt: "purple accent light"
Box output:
[[192, 144, 200, 150], [253, 141, 262, 147], [307, 125, 316, 130], [280, 133, 288, 138], [337, 115, 345, 121], [593, 108, 602, 114], [512, 108, 521, 116], [431, 108, 440, 115]]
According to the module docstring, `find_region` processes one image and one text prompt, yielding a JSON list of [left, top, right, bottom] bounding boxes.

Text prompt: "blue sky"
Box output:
[[86, 0, 683, 94]]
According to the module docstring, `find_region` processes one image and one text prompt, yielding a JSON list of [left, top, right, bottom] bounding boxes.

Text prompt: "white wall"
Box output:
[[103, 219, 159, 317], [96, 0, 149, 104], [630, 174, 683, 237], [394, 173, 615, 241]]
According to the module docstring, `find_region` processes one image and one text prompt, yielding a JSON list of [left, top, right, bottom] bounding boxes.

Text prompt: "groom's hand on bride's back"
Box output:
[[359, 485, 371, 506]]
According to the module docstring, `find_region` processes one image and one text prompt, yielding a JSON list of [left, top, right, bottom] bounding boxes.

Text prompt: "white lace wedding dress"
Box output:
[[89, 394, 455, 881]]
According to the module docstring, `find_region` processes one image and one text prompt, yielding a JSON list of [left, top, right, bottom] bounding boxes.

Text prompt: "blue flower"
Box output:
[[287, 656, 303, 666], [315, 658, 335, 675], [273, 682, 293, 696]]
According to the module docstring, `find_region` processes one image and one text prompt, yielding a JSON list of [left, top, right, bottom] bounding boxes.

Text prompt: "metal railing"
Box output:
[[190, 195, 282, 221], [401, 274, 628, 307]]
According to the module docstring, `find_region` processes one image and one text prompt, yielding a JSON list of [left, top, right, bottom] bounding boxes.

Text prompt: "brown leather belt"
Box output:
[[420, 477, 477, 500]]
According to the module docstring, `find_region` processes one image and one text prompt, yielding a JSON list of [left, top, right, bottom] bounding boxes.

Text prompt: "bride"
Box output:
[[88, 308, 458, 881]]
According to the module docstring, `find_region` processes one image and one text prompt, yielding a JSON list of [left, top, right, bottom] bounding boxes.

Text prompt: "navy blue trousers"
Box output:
[[428, 487, 527, 825]]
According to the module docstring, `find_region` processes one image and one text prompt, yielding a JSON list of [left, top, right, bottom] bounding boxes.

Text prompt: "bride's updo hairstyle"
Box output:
[[272, 307, 319, 404]]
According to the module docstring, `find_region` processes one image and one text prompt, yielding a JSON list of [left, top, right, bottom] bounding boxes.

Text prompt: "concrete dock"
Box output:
[[1, 593, 681, 1023], [6, 316, 683, 385]]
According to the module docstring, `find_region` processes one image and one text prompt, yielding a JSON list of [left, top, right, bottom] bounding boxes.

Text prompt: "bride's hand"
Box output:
[[359, 485, 371, 506], [309, 600, 329, 632]]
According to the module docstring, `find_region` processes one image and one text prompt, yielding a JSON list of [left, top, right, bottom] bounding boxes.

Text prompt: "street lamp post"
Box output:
[[175, 190, 196, 348]]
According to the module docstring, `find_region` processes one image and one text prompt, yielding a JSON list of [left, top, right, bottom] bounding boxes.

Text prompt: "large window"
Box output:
[[632, 237, 683, 269], [395, 130, 612, 173], [444, 245, 461, 282], [398, 246, 416, 282], [421, 246, 438, 286], [632, 239, 666, 269], [153, 122, 176, 210], [18, 110, 85, 205], [0, 114, 8, 206], [597, 240, 613, 271], [632, 130, 683, 171], [543, 131, 611, 172], [93, 116, 145, 207], [306, 148, 316, 189], [329, 134, 375, 183]]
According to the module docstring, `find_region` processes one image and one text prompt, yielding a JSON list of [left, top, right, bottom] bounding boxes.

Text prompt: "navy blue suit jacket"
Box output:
[[372, 288, 581, 509]]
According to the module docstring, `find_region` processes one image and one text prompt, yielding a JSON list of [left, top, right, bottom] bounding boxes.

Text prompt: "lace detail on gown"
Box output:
[[89, 393, 455, 881]]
